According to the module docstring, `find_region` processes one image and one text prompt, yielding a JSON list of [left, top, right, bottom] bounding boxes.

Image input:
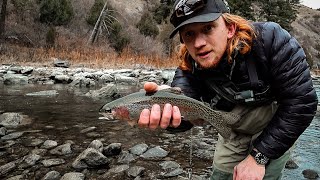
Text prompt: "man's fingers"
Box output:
[[138, 109, 150, 128], [149, 104, 161, 130], [233, 165, 237, 180], [171, 106, 181, 127], [160, 103, 172, 129]]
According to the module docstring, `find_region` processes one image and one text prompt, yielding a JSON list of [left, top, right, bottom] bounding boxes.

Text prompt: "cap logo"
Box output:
[[174, 0, 206, 18]]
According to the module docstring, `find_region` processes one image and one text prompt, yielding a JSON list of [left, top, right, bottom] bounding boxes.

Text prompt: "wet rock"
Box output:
[[54, 75, 71, 84], [85, 84, 118, 99], [117, 151, 137, 164], [49, 143, 72, 155], [6, 175, 25, 180], [72, 148, 110, 169], [31, 148, 48, 156], [88, 140, 103, 152], [3, 74, 28, 84], [140, 146, 169, 159], [21, 67, 34, 74], [0, 112, 23, 128], [19, 154, 41, 168], [99, 74, 114, 82], [0, 161, 16, 176], [80, 127, 96, 134], [22, 138, 44, 147], [8, 66, 23, 73], [159, 161, 184, 178], [285, 159, 299, 169], [127, 166, 145, 178], [26, 90, 58, 96], [99, 169, 127, 179], [1, 132, 24, 140], [45, 125, 55, 129], [114, 74, 138, 85], [194, 149, 214, 160], [103, 143, 122, 156], [302, 169, 319, 179], [41, 140, 58, 149], [53, 59, 70, 68], [3, 140, 16, 148], [42, 170, 61, 180], [161, 69, 175, 85], [60, 172, 85, 180], [69, 77, 95, 87], [129, 143, 148, 156], [160, 161, 181, 170], [85, 132, 101, 138], [41, 158, 65, 167], [161, 168, 184, 178], [0, 127, 7, 136], [109, 165, 130, 173]]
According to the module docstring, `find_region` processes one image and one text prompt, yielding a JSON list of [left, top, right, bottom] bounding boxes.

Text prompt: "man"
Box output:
[[138, 0, 318, 179]]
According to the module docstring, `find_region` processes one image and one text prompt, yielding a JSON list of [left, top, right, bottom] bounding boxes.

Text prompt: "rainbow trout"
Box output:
[[100, 88, 240, 139]]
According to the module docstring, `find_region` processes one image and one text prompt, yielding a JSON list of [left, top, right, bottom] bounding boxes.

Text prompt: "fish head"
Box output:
[[99, 102, 141, 126]]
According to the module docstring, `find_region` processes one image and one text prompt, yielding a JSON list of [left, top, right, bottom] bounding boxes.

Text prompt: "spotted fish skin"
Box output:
[[100, 88, 240, 139]]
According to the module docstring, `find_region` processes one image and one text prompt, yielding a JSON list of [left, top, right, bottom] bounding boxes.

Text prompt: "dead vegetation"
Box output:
[[0, 43, 181, 69]]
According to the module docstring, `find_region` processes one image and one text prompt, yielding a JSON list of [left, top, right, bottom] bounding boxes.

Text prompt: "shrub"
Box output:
[[45, 26, 56, 48], [137, 11, 159, 38], [108, 22, 130, 53], [86, 0, 105, 26], [39, 0, 73, 25], [153, 4, 171, 24]]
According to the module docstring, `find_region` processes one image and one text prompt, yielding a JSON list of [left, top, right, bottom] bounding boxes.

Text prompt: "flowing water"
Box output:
[[0, 83, 319, 179]]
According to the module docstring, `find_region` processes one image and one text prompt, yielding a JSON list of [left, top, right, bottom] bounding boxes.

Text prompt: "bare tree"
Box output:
[[88, 1, 119, 44], [0, 0, 8, 38]]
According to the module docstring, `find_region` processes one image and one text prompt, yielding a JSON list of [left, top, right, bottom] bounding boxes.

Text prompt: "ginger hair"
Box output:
[[178, 13, 256, 71]]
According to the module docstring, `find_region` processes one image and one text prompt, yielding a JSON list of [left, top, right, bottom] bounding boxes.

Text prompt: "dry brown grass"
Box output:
[[0, 43, 181, 69]]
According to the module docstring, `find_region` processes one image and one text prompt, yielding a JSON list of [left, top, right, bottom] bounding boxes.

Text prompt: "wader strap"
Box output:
[[245, 55, 259, 87], [205, 81, 238, 104]]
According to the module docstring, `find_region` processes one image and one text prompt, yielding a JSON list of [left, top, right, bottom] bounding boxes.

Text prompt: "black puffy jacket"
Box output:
[[171, 22, 318, 159]]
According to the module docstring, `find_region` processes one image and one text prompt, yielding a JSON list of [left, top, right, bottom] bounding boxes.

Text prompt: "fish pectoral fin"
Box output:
[[127, 120, 137, 127]]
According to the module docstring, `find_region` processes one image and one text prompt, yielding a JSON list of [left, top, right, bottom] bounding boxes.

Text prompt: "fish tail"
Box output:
[[217, 126, 232, 139]]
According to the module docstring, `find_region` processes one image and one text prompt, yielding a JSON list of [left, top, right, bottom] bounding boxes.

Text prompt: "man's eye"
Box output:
[[184, 31, 194, 37], [204, 25, 213, 33]]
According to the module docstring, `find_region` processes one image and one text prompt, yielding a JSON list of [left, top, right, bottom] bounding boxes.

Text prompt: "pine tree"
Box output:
[[39, 0, 73, 25], [228, 0, 256, 21], [259, 0, 296, 31]]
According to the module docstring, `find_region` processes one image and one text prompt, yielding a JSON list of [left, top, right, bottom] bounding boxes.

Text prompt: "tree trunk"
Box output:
[[0, 0, 8, 38]]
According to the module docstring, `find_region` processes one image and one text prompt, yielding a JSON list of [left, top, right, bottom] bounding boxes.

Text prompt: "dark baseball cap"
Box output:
[[169, 0, 230, 38]]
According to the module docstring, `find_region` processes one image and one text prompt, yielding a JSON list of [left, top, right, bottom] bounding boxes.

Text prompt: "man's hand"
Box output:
[[233, 155, 265, 180], [138, 82, 182, 130]]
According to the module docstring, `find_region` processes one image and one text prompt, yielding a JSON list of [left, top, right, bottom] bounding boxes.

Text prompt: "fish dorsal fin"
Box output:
[[159, 87, 183, 95]]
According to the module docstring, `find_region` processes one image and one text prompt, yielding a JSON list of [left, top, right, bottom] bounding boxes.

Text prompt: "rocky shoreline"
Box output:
[[0, 64, 319, 180]]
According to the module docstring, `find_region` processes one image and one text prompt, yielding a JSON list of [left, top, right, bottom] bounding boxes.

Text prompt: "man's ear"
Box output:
[[227, 23, 236, 39]]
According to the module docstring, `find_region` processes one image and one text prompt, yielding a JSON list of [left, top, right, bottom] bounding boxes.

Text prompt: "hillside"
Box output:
[[0, 0, 319, 68], [291, 4, 320, 68]]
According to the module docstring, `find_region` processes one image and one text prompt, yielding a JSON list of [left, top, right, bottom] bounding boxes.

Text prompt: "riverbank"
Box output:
[[0, 64, 319, 180]]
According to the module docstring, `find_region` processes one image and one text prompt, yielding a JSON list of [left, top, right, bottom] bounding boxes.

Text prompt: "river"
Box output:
[[0, 83, 319, 179]]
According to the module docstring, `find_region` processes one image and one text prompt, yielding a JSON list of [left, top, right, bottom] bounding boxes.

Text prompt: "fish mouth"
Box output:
[[99, 106, 115, 120], [99, 112, 115, 120]]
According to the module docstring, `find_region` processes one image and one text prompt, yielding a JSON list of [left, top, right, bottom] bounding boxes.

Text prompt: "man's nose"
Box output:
[[194, 34, 206, 48]]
